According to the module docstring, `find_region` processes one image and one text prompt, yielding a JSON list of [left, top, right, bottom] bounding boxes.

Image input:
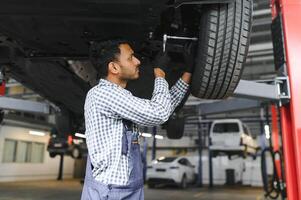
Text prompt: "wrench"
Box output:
[[163, 34, 198, 52]]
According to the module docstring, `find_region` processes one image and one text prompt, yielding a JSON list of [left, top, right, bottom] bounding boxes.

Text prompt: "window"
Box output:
[[2, 139, 17, 163], [16, 141, 31, 162], [31, 143, 44, 163], [186, 159, 193, 167], [2, 139, 45, 163], [178, 158, 190, 166], [178, 158, 186, 165], [213, 123, 239, 133]]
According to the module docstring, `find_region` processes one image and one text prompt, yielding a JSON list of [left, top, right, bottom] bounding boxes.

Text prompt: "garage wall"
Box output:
[[0, 125, 75, 182]]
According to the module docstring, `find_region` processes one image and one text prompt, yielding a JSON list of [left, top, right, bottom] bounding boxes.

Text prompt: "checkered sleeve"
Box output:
[[169, 78, 190, 113], [103, 77, 172, 126]]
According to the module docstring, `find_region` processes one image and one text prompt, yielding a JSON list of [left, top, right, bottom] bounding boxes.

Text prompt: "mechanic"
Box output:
[[81, 39, 195, 200]]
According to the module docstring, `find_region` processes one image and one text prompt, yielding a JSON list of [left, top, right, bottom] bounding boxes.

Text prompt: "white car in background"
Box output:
[[210, 119, 259, 158], [146, 156, 196, 189]]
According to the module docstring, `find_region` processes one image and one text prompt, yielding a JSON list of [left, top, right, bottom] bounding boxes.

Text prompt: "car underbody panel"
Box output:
[[0, 0, 253, 136]]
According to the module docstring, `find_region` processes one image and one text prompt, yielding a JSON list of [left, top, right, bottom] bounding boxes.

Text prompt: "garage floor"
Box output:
[[0, 179, 265, 200]]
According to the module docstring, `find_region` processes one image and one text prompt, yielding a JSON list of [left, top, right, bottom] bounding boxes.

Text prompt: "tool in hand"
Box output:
[[163, 34, 198, 52]]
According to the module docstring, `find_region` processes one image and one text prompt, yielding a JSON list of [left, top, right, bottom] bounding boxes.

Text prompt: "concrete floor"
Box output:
[[0, 179, 265, 200]]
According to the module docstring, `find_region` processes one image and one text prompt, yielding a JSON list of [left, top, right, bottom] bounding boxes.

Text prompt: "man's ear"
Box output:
[[108, 62, 119, 75]]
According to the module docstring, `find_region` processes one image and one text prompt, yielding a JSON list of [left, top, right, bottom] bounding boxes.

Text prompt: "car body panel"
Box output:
[[0, 0, 165, 56], [146, 156, 195, 185], [210, 119, 259, 155], [0, 0, 178, 121]]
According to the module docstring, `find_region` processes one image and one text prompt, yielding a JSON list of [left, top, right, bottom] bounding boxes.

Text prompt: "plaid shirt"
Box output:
[[84, 77, 189, 185]]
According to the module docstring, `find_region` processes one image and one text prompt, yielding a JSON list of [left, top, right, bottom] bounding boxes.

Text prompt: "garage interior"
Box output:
[[0, 0, 300, 200]]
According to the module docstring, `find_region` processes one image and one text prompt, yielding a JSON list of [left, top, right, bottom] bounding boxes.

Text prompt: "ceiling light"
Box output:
[[75, 133, 86, 138], [141, 133, 152, 138], [155, 135, 164, 140], [29, 130, 46, 136]]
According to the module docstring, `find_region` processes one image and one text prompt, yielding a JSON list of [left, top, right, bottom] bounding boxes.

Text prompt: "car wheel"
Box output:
[[180, 174, 188, 189], [71, 146, 81, 159], [166, 115, 185, 139], [191, 0, 253, 99], [49, 152, 56, 158]]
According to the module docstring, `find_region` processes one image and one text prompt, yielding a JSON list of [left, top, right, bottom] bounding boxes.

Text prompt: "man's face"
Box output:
[[114, 43, 141, 80]]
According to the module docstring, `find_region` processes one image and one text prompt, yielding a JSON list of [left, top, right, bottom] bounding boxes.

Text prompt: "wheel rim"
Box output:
[[72, 148, 80, 158]]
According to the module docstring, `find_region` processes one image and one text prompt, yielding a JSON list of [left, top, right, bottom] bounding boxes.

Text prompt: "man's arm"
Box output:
[[167, 41, 195, 114], [102, 53, 191, 126], [97, 76, 172, 127], [168, 72, 191, 114]]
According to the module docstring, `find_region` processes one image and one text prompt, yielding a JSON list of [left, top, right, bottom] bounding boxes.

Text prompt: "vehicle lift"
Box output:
[[229, 0, 300, 199], [187, 1, 300, 199], [269, 1, 301, 199]]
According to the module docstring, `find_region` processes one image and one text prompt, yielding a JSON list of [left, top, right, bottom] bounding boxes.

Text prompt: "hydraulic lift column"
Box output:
[[271, 0, 301, 199]]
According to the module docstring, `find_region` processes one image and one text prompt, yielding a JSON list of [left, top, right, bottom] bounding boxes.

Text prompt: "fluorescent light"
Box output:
[[141, 133, 152, 138], [29, 130, 45, 136], [155, 135, 164, 140], [141, 133, 164, 140], [75, 133, 86, 138], [158, 156, 165, 160], [264, 125, 270, 139]]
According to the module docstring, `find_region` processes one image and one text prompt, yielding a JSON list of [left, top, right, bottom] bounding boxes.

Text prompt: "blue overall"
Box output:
[[81, 121, 144, 200]]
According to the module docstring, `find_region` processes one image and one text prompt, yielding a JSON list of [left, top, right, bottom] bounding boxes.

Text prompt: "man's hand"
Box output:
[[183, 42, 196, 73], [153, 51, 170, 78], [154, 68, 166, 78]]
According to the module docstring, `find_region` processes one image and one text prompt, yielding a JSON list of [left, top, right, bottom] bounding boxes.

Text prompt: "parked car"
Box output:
[[147, 156, 196, 188], [210, 119, 259, 158], [0, 0, 253, 139], [47, 134, 87, 159]]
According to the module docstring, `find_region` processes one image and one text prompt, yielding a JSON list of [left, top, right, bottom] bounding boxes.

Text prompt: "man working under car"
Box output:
[[81, 39, 195, 200]]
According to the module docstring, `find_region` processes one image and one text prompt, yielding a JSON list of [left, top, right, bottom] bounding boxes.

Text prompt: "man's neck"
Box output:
[[105, 76, 127, 88]]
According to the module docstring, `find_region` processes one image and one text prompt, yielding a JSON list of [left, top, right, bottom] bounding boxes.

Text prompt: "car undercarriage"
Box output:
[[0, 0, 253, 137]]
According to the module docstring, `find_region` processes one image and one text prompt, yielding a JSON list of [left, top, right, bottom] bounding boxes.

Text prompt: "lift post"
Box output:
[[271, 0, 301, 199]]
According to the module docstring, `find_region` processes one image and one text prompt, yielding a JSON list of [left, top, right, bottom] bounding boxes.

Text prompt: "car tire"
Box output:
[[180, 174, 188, 189], [49, 152, 56, 158], [166, 115, 185, 139], [71, 146, 81, 159], [191, 0, 253, 99]]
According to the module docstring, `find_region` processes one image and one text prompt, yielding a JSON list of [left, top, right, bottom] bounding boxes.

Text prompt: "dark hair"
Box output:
[[89, 39, 129, 79]]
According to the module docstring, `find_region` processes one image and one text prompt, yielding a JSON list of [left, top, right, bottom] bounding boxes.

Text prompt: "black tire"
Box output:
[[191, 0, 253, 99], [180, 174, 188, 189], [166, 115, 185, 139], [49, 152, 56, 158]]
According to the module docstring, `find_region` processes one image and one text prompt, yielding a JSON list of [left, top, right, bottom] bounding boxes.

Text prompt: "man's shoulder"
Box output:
[[87, 82, 130, 102]]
